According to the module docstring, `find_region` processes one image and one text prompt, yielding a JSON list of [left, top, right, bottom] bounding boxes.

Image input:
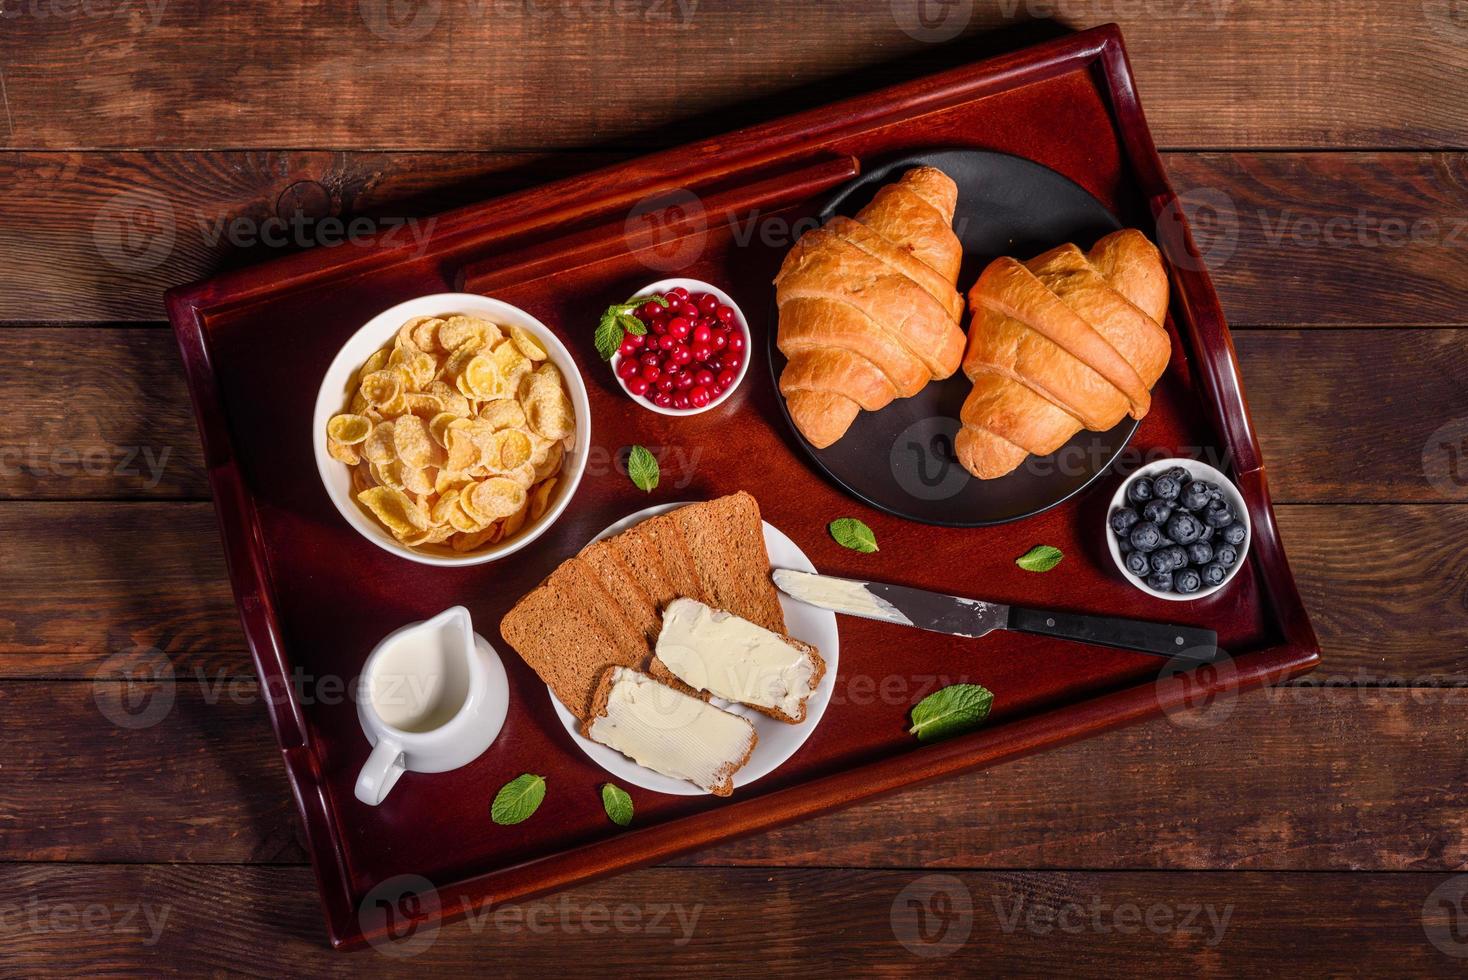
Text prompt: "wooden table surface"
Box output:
[[2, 2, 1466, 975]]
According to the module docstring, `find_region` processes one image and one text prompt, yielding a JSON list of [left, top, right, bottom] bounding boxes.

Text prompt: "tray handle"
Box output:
[[458, 155, 859, 294]]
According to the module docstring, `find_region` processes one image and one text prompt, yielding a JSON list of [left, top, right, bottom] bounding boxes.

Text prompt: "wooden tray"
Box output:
[[166, 24, 1320, 949]]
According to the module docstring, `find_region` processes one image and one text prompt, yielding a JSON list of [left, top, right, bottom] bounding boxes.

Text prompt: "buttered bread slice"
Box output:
[[583, 666, 757, 796], [651, 598, 825, 724]]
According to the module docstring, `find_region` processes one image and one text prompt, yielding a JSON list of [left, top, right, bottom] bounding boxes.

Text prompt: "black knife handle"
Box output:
[[1008, 606, 1218, 661]]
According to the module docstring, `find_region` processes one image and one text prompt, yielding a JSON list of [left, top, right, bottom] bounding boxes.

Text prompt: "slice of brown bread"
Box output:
[[671, 491, 787, 634], [500, 559, 627, 719], [578, 538, 660, 646], [640, 512, 709, 606], [581, 666, 758, 797], [608, 520, 681, 614], [561, 555, 650, 670], [647, 604, 826, 724]]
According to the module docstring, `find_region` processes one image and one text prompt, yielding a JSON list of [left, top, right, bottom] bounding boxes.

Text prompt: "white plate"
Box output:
[[549, 502, 839, 796]]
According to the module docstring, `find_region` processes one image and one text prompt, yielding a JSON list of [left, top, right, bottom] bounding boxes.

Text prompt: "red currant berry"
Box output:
[[667, 316, 691, 339], [676, 373, 695, 390], [689, 385, 711, 407], [722, 355, 743, 373], [697, 294, 719, 314], [616, 358, 639, 380], [691, 344, 712, 363], [692, 323, 712, 345], [668, 286, 689, 300], [727, 332, 746, 354], [650, 317, 668, 335], [654, 392, 674, 408], [626, 332, 646, 348], [639, 302, 663, 320], [658, 334, 678, 351], [711, 330, 729, 349], [694, 368, 715, 386], [627, 376, 650, 396], [671, 345, 693, 366], [674, 394, 691, 409], [617, 338, 638, 358], [657, 376, 676, 392], [717, 369, 736, 387], [715, 305, 735, 323], [641, 363, 661, 383]]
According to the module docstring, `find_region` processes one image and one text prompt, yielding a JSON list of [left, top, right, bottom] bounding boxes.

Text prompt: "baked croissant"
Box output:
[[774, 166, 966, 448], [956, 229, 1171, 480]]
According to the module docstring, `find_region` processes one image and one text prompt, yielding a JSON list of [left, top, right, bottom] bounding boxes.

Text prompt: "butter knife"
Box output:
[[773, 569, 1218, 662]]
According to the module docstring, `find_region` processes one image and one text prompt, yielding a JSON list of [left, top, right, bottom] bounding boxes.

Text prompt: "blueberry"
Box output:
[[1127, 477, 1154, 504], [1125, 550, 1150, 577], [1214, 543, 1238, 567], [1146, 570, 1174, 592], [1142, 499, 1174, 525], [1128, 521, 1163, 552], [1201, 481, 1224, 500], [1117, 538, 1133, 554], [1149, 549, 1173, 574], [1181, 482, 1211, 511], [1165, 512, 1203, 545], [1110, 508, 1141, 536], [1203, 500, 1234, 528], [1187, 540, 1214, 565], [1160, 465, 1191, 484], [1221, 521, 1247, 547], [1199, 523, 1216, 542], [1201, 562, 1228, 586], [1174, 568, 1202, 594], [1153, 475, 1182, 501]]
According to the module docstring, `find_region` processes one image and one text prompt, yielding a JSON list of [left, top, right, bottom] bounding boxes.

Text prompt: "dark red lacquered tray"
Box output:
[[166, 25, 1319, 949]]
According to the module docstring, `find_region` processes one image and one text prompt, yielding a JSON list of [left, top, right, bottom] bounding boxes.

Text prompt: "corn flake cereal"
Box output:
[[327, 313, 573, 553]]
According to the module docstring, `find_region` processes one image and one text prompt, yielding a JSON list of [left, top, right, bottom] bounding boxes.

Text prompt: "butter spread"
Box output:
[[587, 667, 754, 793], [772, 569, 912, 625], [655, 598, 816, 719]]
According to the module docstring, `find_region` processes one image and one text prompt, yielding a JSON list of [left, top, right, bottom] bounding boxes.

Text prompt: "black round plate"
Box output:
[[768, 148, 1136, 527]]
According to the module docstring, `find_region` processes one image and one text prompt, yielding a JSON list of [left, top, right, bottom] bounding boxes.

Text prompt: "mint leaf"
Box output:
[[601, 783, 633, 827], [627, 445, 659, 492], [491, 773, 546, 825], [1015, 545, 1064, 573], [594, 294, 666, 359], [908, 684, 994, 742], [593, 313, 624, 361], [829, 517, 878, 553]]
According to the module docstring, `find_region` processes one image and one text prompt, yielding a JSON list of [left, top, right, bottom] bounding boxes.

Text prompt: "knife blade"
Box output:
[[772, 569, 1218, 662]]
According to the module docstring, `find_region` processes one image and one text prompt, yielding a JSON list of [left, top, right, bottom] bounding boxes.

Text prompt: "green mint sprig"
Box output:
[[594, 294, 669, 361]]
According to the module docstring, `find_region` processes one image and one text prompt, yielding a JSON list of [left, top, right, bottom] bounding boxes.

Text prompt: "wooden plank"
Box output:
[[0, 149, 623, 322], [2, 324, 1466, 502], [0, 4, 1463, 150], [3, 682, 1462, 869], [1, 502, 1465, 675], [0, 864, 1462, 973], [3, 151, 1465, 324], [1164, 152, 1468, 326]]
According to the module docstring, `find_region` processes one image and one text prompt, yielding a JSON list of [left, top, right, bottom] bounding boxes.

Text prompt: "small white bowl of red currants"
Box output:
[[606, 278, 750, 415], [1106, 458, 1251, 601]]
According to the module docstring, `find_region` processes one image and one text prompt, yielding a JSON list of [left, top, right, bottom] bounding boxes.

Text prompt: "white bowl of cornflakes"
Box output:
[[313, 293, 590, 566]]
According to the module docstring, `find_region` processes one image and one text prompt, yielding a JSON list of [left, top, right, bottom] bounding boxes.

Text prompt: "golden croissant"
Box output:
[[956, 229, 1171, 480], [773, 166, 966, 448]]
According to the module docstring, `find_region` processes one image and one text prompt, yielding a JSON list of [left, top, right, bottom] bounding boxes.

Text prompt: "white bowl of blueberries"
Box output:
[[1106, 458, 1250, 600]]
